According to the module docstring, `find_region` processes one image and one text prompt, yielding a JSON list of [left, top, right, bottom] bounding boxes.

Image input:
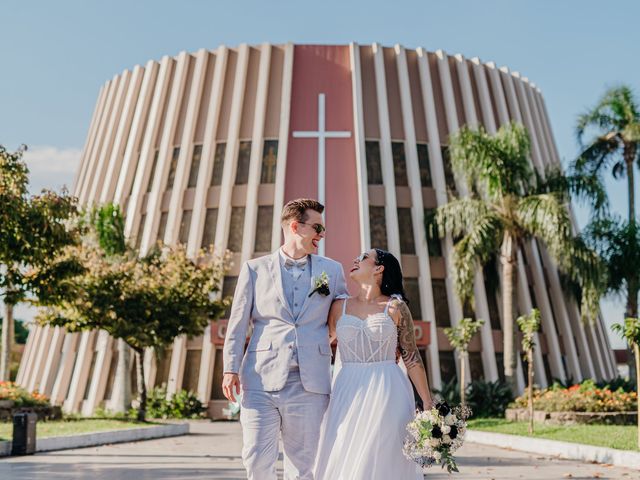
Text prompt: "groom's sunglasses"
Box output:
[[299, 222, 326, 234]]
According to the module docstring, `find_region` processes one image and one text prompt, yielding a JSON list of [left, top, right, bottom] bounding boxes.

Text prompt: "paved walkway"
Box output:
[[0, 421, 636, 479]]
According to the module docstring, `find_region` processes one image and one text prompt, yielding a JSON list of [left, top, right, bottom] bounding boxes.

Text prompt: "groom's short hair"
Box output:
[[281, 198, 324, 225]]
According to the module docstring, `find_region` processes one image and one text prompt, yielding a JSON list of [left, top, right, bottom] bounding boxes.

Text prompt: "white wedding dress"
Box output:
[[313, 298, 422, 480]]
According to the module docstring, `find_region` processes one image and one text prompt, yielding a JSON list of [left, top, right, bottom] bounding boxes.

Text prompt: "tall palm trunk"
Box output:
[[625, 143, 638, 384], [112, 338, 132, 413], [459, 352, 467, 406], [527, 347, 534, 435], [501, 233, 518, 394], [0, 302, 14, 381]]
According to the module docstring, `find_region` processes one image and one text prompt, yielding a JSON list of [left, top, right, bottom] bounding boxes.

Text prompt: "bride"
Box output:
[[314, 248, 433, 480]]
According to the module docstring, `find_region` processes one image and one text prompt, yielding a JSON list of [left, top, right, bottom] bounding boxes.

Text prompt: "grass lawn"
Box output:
[[0, 419, 158, 442], [468, 418, 639, 452]]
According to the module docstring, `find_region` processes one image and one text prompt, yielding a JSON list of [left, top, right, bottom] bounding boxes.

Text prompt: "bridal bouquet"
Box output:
[[403, 400, 471, 473]]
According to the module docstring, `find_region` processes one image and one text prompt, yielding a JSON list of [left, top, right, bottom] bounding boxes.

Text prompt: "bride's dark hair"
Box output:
[[374, 248, 409, 304]]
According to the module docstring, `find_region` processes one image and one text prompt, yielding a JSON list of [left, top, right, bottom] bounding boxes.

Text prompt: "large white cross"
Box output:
[[293, 93, 351, 256]]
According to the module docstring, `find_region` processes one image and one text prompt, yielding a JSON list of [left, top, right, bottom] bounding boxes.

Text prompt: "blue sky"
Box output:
[[2, 0, 639, 347]]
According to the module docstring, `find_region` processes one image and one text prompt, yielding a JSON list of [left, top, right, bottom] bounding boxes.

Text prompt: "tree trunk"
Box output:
[[626, 286, 638, 386], [0, 302, 14, 381], [528, 349, 534, 435], [501, 234, 518, 394], [112, 338, 132, 413], [460, 352, 466, 406], [625, 144, 636, 222], [135, 348, 147, 422], [634, 342, 640, 449]]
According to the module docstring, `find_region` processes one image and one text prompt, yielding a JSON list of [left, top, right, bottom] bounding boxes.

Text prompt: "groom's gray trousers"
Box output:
[[241, 368, 329, 480]]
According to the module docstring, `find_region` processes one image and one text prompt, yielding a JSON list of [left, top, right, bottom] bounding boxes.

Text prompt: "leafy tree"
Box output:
[[444, 317, 484, 406], [435, 122, 605, 394], [517, 308, 541, 434], [611, 317, 640, 448], [0, 145, 79, 380], [38, 205, 229, 421]]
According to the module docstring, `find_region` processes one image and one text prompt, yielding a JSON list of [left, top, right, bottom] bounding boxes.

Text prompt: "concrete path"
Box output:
[[0, 421, 636, 479]]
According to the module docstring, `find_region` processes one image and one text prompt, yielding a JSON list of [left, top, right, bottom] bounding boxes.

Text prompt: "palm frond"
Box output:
[[451, 212, 503, 304], [572, 134, 621, 176], [539, 165, 608, 217], [516, 194, 572, 255], [435, 198, 494, 239], [449, 122, 533, 199]]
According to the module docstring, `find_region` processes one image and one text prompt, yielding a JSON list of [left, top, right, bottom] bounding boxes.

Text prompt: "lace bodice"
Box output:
[[336, 298, 398, 364]]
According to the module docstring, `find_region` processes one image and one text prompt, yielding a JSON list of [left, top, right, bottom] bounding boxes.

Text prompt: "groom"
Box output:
[[222, 198, 348, 480]]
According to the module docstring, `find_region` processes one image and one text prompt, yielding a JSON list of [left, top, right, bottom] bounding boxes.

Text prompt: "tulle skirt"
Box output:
[[313, 360, 422, 480]]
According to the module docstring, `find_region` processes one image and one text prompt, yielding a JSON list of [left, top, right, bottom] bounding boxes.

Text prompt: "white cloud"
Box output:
[[22, 145, 81, 194]]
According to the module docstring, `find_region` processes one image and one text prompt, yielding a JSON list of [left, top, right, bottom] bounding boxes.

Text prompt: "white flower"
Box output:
[[444, 413, 456, 425], [429, 437, 441, 447], [433, 451, 442, 462], [441, 434, 451, 445], [441, 425, 451, 435]]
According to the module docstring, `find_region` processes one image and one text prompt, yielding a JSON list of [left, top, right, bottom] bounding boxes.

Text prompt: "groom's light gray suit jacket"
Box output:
[[223, 250, 348, 395]]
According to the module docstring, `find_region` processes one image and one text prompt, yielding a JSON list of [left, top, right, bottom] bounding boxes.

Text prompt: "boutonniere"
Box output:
[[309, 271, 331, 297]]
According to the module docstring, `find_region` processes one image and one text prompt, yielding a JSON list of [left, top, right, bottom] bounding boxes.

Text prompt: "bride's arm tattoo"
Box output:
[[395, 300, 425, 371]]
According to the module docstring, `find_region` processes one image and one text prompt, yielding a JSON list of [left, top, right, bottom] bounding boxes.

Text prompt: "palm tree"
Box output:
[[574, 85, 640, 223], [575, 86, 640, 380], [585, 218, 640, 328], [436, 122, 604, 393]]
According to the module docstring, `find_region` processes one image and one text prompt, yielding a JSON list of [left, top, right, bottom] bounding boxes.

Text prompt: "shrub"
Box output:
[[144, 386, 204, 419], [466, 380, 514, 418], [511, 379, 637, 413], [433, 378, 513, 418], [0, 381, 50, 407]]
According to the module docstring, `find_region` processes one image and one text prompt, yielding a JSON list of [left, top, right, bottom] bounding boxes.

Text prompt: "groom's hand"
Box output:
[[222, 373, 241, 402]]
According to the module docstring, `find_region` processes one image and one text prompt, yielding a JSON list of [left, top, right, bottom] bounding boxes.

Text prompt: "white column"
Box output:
[[271, 43, 294, 251], [49, 332, 79, 406], [432, 49, 477, 385], [475, 59, 547, 387], [100, 65, 145, 203], [188, 47, 228, 256], [500, 66, 567, 382], [512, 73, 582, 381], [16, 324, 37, 386], [197, 325, 216, 403], [85, 70, 132, 204], [164, 49, 210, 244], [452, 54, 499, 382], [349, 43, 371, 252], [214, 44, 250, 253], [395, 45, 442, 387], [530, 87, 600, 379], [139, 51, 190, 253], [123, 57, 171, 239], [82, 331, 114, 415], [241, 43, 272, 264], [38, 326, 66, 396], [26, 325, 52, 392], [113, 60, 160, 205], [63, 330, 96, 413], [371, 43, 401, 259], [73, 84, 108, 195], [77, 77, 119, 203], [19, 325, 43, 388]]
